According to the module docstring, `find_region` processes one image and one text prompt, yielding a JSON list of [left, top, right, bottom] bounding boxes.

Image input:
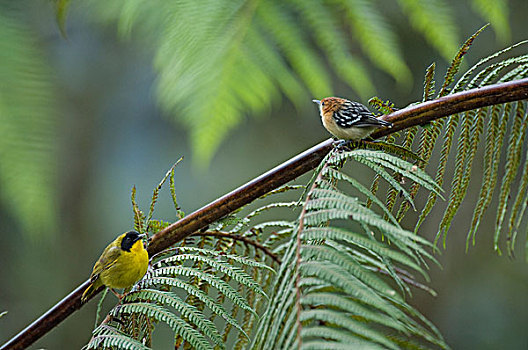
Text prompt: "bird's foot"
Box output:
[[333, 139, 351, 151], [333, 139, 362, 151], [109, 288, 124, 303]]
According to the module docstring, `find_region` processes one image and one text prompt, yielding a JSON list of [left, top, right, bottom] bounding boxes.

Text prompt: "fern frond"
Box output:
[[131, 185, 145, 234], [141, 276, 247, 337], [468, 104, 510, 247], [368, 97, 399, 114], [112, 303, 211, 349], [155, 266, 255, 314], [323, 168, 400, 225], [342, 0, 411, 84], [470, 0, 510, 42], [302, 246, 398, 299], [335, 153, 416, 208], [257, 1, 332, 97], [301, 327, 380, 348], [438, 24, 488, 96], [423, 62, 436, 101], [254, 148, 445, 349], [415, 113, 459, 232], [353, 150, 442, 193], [454, 40, 528, 91], [396, 0, 459, 61], [362, 141, 424, 162], [174, 246, 274, 272], [146, 158, 183, 230], [124, 289, 223, 348], [302, 227, 427, 279], [87, 324, 150, 350], [395, 119, 445, 221], [301, 308, 398, 350], [289, 0, 374, 98], [437, 107, 485, 245], [506, 144, 528, 255], [494, 102, 527, 253], [0, 9, 58, 238], [86, 0, 496, 164], [155, 255, 267, 297]]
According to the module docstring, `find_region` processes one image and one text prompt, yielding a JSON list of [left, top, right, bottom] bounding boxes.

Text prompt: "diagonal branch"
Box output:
[[3, 77, 528, 350]]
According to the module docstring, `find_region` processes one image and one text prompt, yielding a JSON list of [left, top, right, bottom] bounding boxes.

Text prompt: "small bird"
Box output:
[[313, 97, 392, 141], [81, 231, 149, 303]]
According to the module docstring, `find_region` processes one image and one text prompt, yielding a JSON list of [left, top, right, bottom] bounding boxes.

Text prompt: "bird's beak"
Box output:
[[312, 99, 321, 104], [138, 233, 147, 239]]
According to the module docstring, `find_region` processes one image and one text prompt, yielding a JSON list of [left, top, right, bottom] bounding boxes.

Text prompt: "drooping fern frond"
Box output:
[[253, 148, 446, 349], [406, 36, 528, 255], [0, 6, 58, 238], [354, 25, 528, 256], [83, 0, 509, 164], [394, 26, 488, 222], [396, 0, 459, 61], [470, 0, 510, 42]]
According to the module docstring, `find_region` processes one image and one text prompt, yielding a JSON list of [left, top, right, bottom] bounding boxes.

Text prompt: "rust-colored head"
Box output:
[[312, 97, 346, 116]]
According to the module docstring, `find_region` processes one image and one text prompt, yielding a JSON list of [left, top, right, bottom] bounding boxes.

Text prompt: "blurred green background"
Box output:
[[1, 0, 527, 348]]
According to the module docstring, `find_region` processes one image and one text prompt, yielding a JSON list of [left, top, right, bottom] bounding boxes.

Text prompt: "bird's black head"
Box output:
[[121, 231, 144, 252]]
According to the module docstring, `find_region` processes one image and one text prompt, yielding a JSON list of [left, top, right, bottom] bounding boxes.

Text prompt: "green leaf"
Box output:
[[471, 0, 510, 42], [396, 0, 459, 61], [53, 0, 71, 37], [0, 10, 58, 238]]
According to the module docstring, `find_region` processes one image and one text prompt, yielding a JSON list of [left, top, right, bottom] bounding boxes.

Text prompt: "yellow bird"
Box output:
[[81, 231, 149, 303]]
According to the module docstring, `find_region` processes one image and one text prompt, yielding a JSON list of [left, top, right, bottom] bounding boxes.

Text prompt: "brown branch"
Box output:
[[3, 78, 528, 350], [191, 231, 281, 264]]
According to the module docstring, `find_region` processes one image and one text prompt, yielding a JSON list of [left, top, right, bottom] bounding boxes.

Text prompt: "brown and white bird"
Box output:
[[313, 97, 392, 141]]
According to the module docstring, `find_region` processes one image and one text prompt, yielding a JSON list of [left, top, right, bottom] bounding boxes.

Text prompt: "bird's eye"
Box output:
[[321, 101, 325, 106]]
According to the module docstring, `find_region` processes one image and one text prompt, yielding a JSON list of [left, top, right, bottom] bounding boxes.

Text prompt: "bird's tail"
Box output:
[[377, 119, 392, 127], [81, 280, 100, 303]]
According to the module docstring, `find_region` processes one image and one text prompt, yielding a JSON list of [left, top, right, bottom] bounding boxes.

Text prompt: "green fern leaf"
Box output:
[[112, 303, 211, 349], [422, 62, 436, 101], [300, 309, 398, 350], [289, 0, 374, 98], [124, 289, 223, 348], [470, 0, 510, 42], [343, 0, 411, 85], [415, 113, 459, 232], [438, 24, 488, 96], [87, 324, 150, 350], [396, 0, 459, 61], [494, 102, 527, 253], [302, 227, 427, 279], [141, 276, 247, 337], [0, 10, 58, 238], [323, 168, 400, 225], [468, 104, 510, 247]]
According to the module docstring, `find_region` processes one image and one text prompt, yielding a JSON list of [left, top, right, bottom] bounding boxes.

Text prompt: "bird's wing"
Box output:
[[335, 103, 391, 128], [90, 245, 122, 282]]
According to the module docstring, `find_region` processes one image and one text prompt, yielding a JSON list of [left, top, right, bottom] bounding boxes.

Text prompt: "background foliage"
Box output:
[[1, 0, 528, 349]]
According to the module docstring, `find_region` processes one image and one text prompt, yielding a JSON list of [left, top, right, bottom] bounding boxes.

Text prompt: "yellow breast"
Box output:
[[100, 240, 149, 289]]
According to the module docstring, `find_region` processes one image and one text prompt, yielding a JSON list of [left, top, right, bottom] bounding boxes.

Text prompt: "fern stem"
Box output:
[[191, 231, 280, 264]]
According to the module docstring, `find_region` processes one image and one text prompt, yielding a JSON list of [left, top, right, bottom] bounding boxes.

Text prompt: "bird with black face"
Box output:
[[81, 231, 149, 303]]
